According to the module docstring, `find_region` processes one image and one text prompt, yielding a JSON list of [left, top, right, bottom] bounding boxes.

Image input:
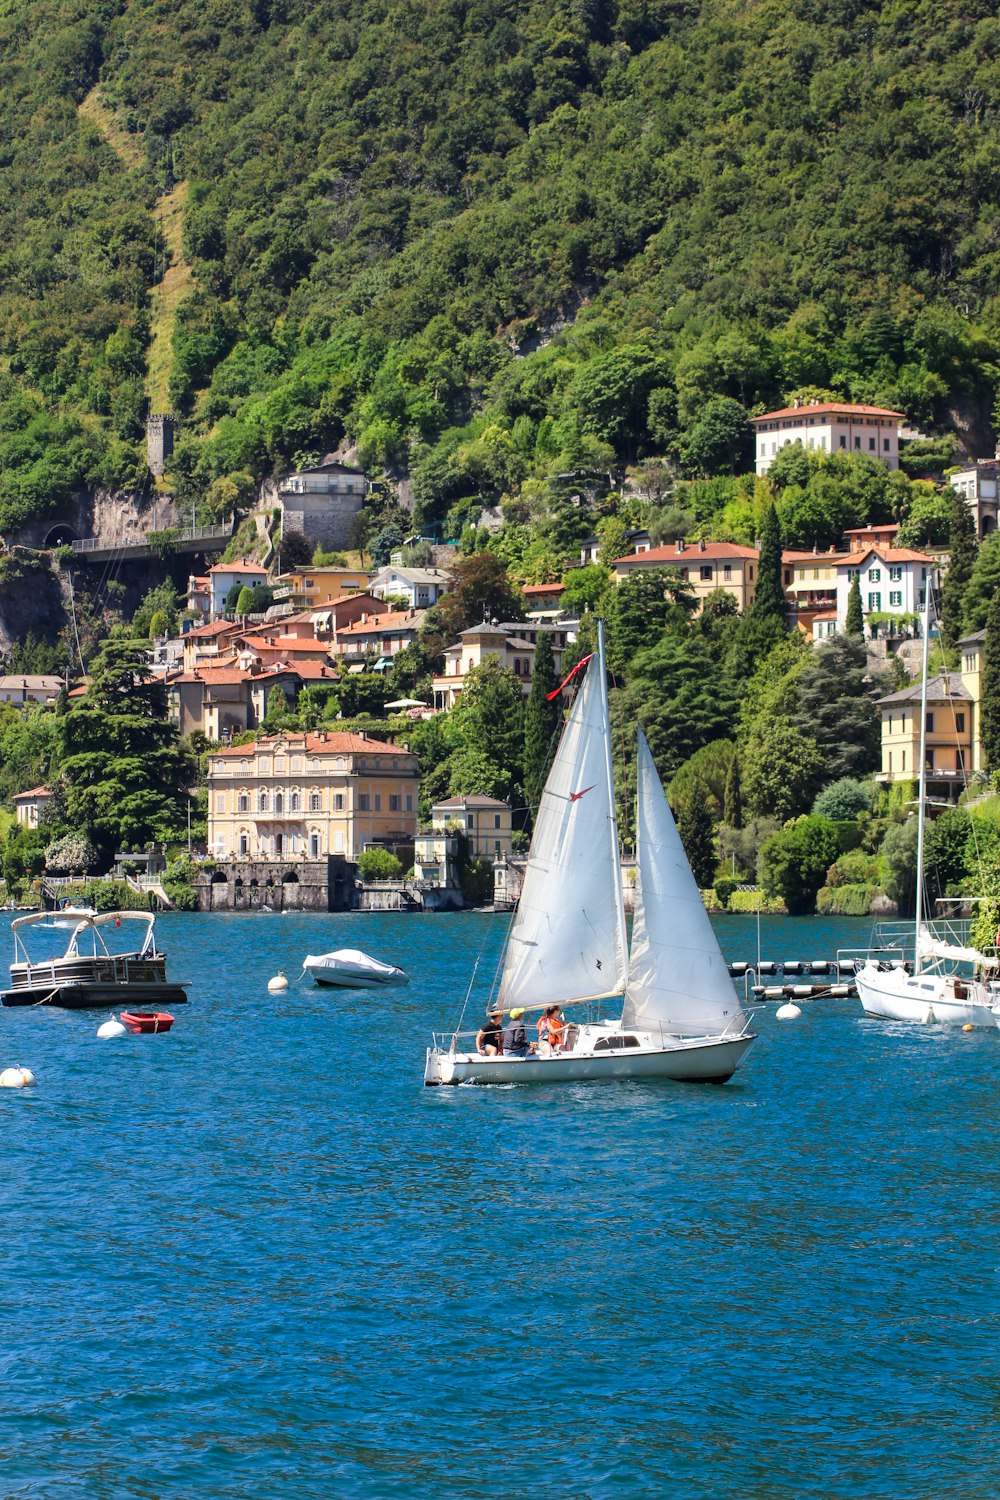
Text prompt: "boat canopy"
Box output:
[[917, 926, 999, 971], [11, 910, 157, 962]]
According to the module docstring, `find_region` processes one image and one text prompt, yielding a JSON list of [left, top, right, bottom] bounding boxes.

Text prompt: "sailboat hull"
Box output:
[[856, 965, 995, 1026], [424, 1032, 756, 1086]]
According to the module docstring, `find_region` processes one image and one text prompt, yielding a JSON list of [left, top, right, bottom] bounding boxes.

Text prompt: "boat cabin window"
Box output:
[[593, 1035, 640, 1051]]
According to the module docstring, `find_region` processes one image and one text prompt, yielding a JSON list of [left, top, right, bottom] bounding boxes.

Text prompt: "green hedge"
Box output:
[[816, 881, 883, 916], [727, 890, 786, 915]]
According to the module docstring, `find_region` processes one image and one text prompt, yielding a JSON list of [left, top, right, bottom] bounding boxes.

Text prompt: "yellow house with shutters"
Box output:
[[959, 629, 985, 773], [877, 673, 973, 801]]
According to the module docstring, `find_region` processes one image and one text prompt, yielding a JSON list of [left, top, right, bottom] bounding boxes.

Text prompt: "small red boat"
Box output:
[[120, 1010, 175, 1034]]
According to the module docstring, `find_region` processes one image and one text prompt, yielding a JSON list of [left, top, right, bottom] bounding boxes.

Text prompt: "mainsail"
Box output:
[[623, 730, 743, 1036], [498, 632, 628, 1012]]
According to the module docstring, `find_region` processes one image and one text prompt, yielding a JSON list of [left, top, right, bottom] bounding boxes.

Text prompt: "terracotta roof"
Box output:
[[207, 561, 267, 575], [13, 785, 51, 800], [337, 609, 423, 637], [752, 403, 904, 422], [523, 583, 565, 595], [835, 546, 932, 567], [844, 524, 900, 535], [185, 620, 241, 640], [210, 732, 414, 759], [614, 543, 759, 566], [812, 612, 837, 621], [239, 634, 329, 652]]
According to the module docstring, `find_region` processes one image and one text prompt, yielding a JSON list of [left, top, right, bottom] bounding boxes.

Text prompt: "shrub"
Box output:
[[812, 777, 872, 821], [816, 882, 883, 916], [727, 889, 786, 914], [713, 875, 739, 909], [357, 847, 403, 880]]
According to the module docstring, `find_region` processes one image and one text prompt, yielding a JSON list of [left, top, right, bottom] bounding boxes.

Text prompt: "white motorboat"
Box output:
[[424, 622, 756, 1086], [855, 573, 998, 1026], [49, 902, 98, 928], [304, 949, 409, 988]]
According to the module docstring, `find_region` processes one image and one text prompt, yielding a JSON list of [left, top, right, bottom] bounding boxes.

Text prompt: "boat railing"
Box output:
[[836, 944, 907, 976]]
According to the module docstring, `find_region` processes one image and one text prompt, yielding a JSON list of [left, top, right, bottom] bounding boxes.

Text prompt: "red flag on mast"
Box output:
[[546, 653, 593, 700]]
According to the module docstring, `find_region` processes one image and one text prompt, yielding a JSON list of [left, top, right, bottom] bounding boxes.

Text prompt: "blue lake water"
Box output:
[[2, 909, 998, 1499]]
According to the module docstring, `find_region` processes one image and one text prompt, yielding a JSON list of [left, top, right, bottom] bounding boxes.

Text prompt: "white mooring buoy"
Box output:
[[267, 971, 289, 993], [775, 1001, 802, 1021], [0, 1065, 36, 1088], [97, 1016, 127, 1039]]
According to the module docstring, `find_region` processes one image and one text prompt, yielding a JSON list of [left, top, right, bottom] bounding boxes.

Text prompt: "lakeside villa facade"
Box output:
[[751, 401, 904, 475], [206, 732, 419, 861], [611, 541, 759, 612]]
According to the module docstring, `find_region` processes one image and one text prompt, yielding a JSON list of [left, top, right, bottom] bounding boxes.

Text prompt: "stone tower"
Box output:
[[147, 414, 176, 476]]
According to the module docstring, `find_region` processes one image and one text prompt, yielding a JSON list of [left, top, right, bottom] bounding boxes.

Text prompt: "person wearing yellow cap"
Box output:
[[503, 1006, 537, 1058]]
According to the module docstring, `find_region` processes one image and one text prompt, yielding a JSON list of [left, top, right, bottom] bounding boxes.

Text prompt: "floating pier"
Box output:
[[731, 955, 914, 1001]]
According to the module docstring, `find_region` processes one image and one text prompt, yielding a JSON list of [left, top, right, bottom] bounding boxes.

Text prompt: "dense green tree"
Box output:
[[896, 489, 952, 548], [723, 751, 743, 829], [685, 398, 750, 476], [235, 585, 256, 614], [760, 816, 841, 916], [669, 740, 736, 823], [57, 639, 189, 861], [446, 658, 524, 804], [980, 587, 1000, 774], [675, 779, 717, 888], [940, 489, 977, 649], [812, 778, 871, 821], [523, 631, 561, 820], [845, 576, 864, 639], [923, 807, 974, 901], [607, 567, 695, 673], [962, 532, 1000, 634], [426, 553, 524, 647], [357, 847, 403, 880], [881, 818, 919, 916], [750, 502, 785, 624], [792, 637, 880, 782], [629, 633, 737, 781], [743, 719, 824, 823]]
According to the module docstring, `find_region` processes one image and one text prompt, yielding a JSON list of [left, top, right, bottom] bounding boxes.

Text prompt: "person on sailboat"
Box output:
[[476, 1008, 504, 1057], [503, 1008, 536, 1057], [548, 1006, 566, 1052]]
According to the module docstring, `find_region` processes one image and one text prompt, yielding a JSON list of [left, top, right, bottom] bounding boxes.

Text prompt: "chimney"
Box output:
[[675, 539, 684, 554], [698, 538, 706, 552]]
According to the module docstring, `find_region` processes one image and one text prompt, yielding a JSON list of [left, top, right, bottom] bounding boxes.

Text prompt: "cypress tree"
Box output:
[[750, 502, 786, 624], [845, 575, 864, 638], [941, 488, 977, 649], [723, 751, 743, 829], [981, 588, 1000, 774], [676, 780, 717, 889], [523, 630, 561, 819]]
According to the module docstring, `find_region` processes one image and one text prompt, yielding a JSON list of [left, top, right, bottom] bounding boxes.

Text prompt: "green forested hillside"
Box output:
[[2, 0, 1000, 535]]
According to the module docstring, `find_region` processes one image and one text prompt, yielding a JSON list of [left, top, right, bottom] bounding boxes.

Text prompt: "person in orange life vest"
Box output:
[[548, 1005, 566, 1052]]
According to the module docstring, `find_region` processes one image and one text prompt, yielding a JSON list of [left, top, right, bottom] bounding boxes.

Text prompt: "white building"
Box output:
[[208, 561, 268, 616], [0, 675, 62, 706], [751, 401, 904, 476], [834, 544, 933, 636], [370, 566, 451, 609], [948, 454, 999, 539]]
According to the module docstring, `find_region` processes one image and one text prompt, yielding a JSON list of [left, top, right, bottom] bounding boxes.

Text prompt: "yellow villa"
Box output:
[[272, 567, 371, 611], [877, 674, 973, 802], [207, 731, 419, 861]]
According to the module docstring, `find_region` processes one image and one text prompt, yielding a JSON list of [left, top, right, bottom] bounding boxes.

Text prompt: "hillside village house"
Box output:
[[948, 450, 1000, 538], [186, 574, 212, 617], [0, 675, 62, 705], [370, 565, 450, 609], [783, 549, 843, 634], [523, 582, 566, 614], [208, 561, 268, 616], [958, 630, 986, 773], [167, 659, 338, 740], [335, 609, 427, 666], [751, 401, 904, 475], [834, 537, 933, 635], [877, 675, 972, 802], [431, 795, 514, 862], [272, 566, 371, 611], [432, 622, 567, 710], [277, 460, 367, 552], [207, 732, 419, 862], [580, 529, 650, 565], [612, 541, 759, 612], [13, 785, 52, 828]]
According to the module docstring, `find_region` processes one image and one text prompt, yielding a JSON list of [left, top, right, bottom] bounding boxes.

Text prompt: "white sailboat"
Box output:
[[423, 624, 756, 1085], [855, 572, 998, 1025]]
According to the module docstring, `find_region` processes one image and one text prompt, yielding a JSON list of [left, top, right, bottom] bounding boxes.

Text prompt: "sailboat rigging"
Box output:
[[423, 622, 757, 1085]]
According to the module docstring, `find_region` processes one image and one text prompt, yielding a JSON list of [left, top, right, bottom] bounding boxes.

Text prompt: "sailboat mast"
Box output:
[[596, 619, 629, 975], [913, 569, 934, 976]]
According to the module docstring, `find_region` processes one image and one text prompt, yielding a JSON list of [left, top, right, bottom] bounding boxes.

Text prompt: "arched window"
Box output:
[[258, 792, 268, 812], [238, 793, 249, 813], [275, 792, 284, 815], [309, 832, 320, 857], [290, 791, 300, 812], [512, 659, 521, 676], [310, 791, 321, 811]]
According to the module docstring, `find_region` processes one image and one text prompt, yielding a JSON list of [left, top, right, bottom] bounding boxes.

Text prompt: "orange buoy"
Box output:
[[962, 1024, 974, 1033]]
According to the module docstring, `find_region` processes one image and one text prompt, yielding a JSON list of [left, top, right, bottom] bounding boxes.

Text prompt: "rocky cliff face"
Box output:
[[13, 487, 183, 551]]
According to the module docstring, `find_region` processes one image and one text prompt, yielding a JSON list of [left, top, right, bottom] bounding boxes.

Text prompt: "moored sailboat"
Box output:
[[423, 624, 756, 1085], [855, 571, 998, 1025]]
